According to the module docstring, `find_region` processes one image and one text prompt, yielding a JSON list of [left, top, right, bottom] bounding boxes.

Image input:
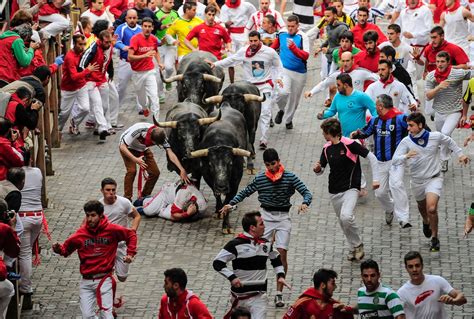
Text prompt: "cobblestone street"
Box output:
[[22, 56, 474, 318]]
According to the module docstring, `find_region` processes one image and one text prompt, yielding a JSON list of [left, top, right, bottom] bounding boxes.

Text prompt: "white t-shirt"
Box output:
[[378, 41, 413, 69], [19, 167, 43, 212], [397, 275, 454, 319], [119, 122, 170, 152], [100, 195, 133, 228]]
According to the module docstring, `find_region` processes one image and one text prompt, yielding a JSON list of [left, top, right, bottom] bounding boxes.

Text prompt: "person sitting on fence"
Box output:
[[38, 0, 71, 39]]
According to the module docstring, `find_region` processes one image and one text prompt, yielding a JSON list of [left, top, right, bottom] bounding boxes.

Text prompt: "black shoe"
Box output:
[[430, 237, 440, 252], [22, 293, 33, 310], [422, 223, 432, 238], [274, 110, 284, 124], [274, 294, 284, 308], [93, 130, 99, 136], [259, 142, 267, 150], [400, 221, 412, 229], [269, 118, 274, 127], [99, 130, 108, 143], [286, 122, 293, 129]]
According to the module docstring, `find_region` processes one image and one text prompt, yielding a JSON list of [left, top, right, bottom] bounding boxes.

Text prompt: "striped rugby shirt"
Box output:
[[119, 122, 170, 152], [425, 68, 471, 114], [213, 232, 285, 296], [358, 283, 405, 318], [229, 171, 312, 212]]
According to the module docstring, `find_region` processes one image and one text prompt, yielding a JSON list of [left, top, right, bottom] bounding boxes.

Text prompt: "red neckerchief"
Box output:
[[446, 0, 460, 11], [406, 0, 424, 9], [265, 164, 285, 182], [84, 32, 91, 38], [90, 8, 105, 16], [237, 233, 266, 244], [379, 107, 403, 120], [225, 0, 241, 8], [338, 46, 353, 60], [144, 125, 157, 146], [434, 65, 452, 83], [341, 63, 357, 73], [245, 42, 262, 58], [380, 74, 395, 88]]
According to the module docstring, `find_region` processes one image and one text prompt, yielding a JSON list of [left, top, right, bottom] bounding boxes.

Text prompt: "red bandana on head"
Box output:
[[380, 74, 395, 88], [406, 0, 424, 9], [446, 0, 460, 11], [265, 163, 285, 182], [225, 0, 241, 8], [434, 65, 452, 83], [246, 42, 262, 58], [144, 125, 157, 146]]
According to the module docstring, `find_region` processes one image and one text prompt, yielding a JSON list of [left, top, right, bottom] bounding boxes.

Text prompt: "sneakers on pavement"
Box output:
[[430, 237, 440, 252], [69, 119, 80, 135], [441, 160, 448, 173], [385, 211, 394, 225], [99, 130, 109, 143], [275, 110, 284, 124], [269, 118, 274, 127], [165, 82, 172, 91], [354, 244, 365, 261], [422, 223, 432, 238], [286, 122, 293, 129], [259, 142, 267, 150], [400, 221, 412, 229], [274, 294, 284, 308]]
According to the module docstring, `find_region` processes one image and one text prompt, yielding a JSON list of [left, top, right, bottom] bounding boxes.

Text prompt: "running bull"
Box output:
[[204, 82, 264, 173], [163, 51, 225, 113], [189, 104, 251, 233], [153, 102, 221, 183]]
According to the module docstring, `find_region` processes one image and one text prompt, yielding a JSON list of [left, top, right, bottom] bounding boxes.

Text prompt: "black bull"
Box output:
[[189, 105, 251, 233], [163, 51, 225, 113], [204, 82, 264, 172]]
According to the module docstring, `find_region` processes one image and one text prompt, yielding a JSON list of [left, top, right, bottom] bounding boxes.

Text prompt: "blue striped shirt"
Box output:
[[229, 171, 312, 210], [357, 114, 408, 162]]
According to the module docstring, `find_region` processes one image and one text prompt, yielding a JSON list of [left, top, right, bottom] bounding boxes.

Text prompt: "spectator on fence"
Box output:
[[38, 0, 71, 39], [0, 23, 37, 87], [2, 66, 51, 105], [0, 118, 24, 182], [19, 32, 64, 77]]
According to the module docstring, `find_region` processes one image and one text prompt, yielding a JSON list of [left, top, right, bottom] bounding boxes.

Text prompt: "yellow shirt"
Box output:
[[167, 17, 203, 57]]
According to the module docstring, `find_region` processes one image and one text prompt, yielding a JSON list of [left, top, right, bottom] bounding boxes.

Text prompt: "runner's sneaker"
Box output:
[[259, 142, 267, 150], [385, 211, 394, 225], [159, 96, 166, 104], [347, 250, 355, 261], [269, 118, 274, 127], [165, 82, 172, 91], [400, 221, 412, 229], [274, 294, 284, 308], [274, 110, 284, 124], [430, 237, 440, 252], [422, 223, 432, 238], [69, 119, 80, 135], [354, 244, 365, 261], [85, 121, 95, 129]]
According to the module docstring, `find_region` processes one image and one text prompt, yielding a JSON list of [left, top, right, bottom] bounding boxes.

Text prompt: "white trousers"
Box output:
[[18, 215, 43, 294], [115, 243, 129, 279], [330, 189, 362, 249], [142, 183, 175, 217], [79, 277, 113, 319], [389, 164, 410, 223], [85, 81, 111, 132], [38, 14, 70, 37], [117, 59, 133, 105], [259, 91, 272, 144], [158, 45, 177, 93], [230, 33, 247, 52], [374, 161, 394, 214], [228, 293, 267, 319], [132, 69, 159, 118], [435, 111, 461, 161], [275, 69, 307, 124], [59, 87, 89, 130], [108, 82, 119, 126], [0, 279, 14, 319]]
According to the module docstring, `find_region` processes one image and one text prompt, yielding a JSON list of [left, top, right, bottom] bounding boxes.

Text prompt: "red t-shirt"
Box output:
[[129, 33, 159, 72], [423, 40, 470, 72], [430, 0, 446, 23], [186, 23, 232, 60]]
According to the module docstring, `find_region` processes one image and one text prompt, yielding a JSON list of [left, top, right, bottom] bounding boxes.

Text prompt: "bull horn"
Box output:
[[198, 108, 222, 125], [202, 74, 222, 83], [204, 95, 223, 104], [243, 94, 265, 102], [163, 74, 183, 83], [156, 121, 178, 128], [190, 149, 209, 158], [153, 115, 159, 126], [232, 148, 251, 157]]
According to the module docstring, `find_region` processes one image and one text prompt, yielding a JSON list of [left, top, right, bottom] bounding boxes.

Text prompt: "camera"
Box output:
[[0, 210, 15, 224]]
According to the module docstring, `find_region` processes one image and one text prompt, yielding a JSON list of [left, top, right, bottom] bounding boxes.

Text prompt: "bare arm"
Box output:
[[184, 38, 198, 51], [128, 207, 141, 231], [127, 48, 156, 62]]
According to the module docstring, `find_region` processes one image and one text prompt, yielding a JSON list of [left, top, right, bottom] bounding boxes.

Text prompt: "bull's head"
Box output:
[[204, 94, 265, 112], [190, 146, 250, 194], [165, 72, 222, 105], [154, 110, 222, 158]]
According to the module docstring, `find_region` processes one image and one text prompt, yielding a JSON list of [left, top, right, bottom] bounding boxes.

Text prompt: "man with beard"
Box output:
[[220, 149, 312, 308], [350, 6, 386, 50], [209, 30, 283, 149], [52, 200, 137, 319], [356, 259, 405, 318], [398, 251, 466, 318], [354, 30, 381, 73], [158, 268, 212, 318], [425, 51, 471, 172], [283, 269, 354, 318]]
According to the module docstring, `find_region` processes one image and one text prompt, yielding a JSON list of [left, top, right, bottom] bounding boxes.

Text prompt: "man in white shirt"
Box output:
[[81, 0, 114, 27], [246, 0, 285, 31], [392, 113, 469, 251], [99, 178, 141, 282], [209, 30, 283, 149], [398, 251, 467, 319], [378, 24, 413, 70]]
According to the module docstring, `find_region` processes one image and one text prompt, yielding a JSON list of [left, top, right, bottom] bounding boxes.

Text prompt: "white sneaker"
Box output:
[[385, 211, 394, 225]]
